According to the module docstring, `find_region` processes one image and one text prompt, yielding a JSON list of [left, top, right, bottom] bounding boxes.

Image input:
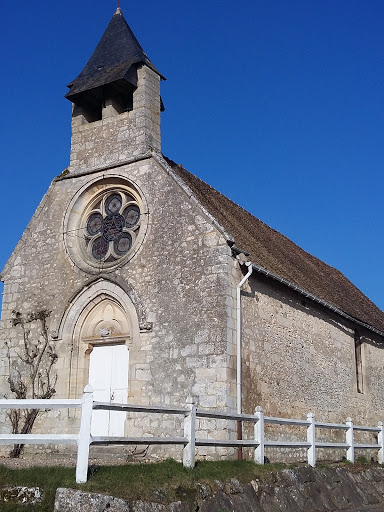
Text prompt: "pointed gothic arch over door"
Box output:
[[59, 279, 144, 436], [80, 298, 130, 436]]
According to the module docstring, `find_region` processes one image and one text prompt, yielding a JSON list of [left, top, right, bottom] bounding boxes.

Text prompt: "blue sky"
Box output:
[[1, 0, 383, 311]]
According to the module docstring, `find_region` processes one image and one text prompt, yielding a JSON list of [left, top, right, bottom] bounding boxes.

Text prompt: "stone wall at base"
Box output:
[[53, 466, 384, 512]]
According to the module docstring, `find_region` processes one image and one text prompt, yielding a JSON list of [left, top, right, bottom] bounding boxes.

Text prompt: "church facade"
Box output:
[[1, 8, 384, 453]]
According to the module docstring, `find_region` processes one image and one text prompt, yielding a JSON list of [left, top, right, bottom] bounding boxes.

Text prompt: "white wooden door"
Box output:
[[89, 344, 129, 436]]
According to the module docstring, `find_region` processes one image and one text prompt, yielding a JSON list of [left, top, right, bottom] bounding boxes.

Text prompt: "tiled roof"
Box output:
[[166, 157, 384, 335]]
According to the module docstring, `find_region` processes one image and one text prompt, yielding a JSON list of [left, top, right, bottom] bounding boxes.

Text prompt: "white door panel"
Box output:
[[111, 345, 129, 392], [109, 345, 129, 436], [89, 346, 113, 392], [89, 344, 129, 436]]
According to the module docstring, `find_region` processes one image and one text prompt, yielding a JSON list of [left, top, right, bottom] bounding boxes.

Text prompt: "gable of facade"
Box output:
[[0, 153, 236, 405]]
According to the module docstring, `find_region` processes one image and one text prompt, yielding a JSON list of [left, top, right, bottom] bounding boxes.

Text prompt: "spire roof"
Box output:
[[66, 9, 164, 101]]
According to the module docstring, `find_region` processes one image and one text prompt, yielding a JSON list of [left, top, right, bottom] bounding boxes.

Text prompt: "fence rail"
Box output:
[[0, 385, 382, 483]]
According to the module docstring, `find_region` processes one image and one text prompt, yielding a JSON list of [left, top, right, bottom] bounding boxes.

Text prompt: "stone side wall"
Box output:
[[0, 157, 235, 457], [69, 65, 161, 173], [238, 266, 384, 459]]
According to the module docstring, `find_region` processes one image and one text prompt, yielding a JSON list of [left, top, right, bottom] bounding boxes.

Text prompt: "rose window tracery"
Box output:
[[64, 178, 147, 273], [84, 191, 141, 263]]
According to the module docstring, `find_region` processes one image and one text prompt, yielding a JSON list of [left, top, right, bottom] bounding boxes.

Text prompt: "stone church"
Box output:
[[1, 8, 384, 447]]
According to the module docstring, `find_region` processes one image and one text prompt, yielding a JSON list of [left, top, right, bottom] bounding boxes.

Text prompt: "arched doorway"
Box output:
[[58, 279, 144, 436], [81, 299, 130, 436]]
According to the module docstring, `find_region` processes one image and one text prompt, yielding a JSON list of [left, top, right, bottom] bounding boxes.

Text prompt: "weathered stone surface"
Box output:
[[196, 482, 211, 501], [54, 488, 130, 511], [168, 502, 190, 512], [198, 491, 235, 512], [131, 501, 189, 512], [223, 477, 244, 494], [0, 150, 235, 458], [0, 486, 43, 506], [131, 501, 167, 511], [53, 466, 384, 512], [353, 469, 384, 504], [240, 264, 384, 464], [328, 468, 368, 509], [54, 489, 192, 512]]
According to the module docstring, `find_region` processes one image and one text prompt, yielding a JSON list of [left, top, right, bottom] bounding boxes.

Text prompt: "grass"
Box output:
[[1, 458, 376, 511], [0, 465, 75, 512], [355, 455, 370, 465], [0, 459, 288, 511]]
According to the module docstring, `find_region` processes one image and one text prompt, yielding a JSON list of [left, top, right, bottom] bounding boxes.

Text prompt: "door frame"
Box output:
[[57, 280, 144, 403]]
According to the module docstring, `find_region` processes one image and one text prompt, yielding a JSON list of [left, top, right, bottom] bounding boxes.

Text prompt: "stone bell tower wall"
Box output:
[[69, 65, 161, 174]]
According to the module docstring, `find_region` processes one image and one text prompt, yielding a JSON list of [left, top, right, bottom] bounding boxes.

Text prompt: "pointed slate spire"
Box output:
[[66, 8, 164, 105]]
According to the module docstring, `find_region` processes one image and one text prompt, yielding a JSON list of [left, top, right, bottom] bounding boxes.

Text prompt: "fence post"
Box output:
[[346, 417, 354, 463], [378, 421, 383, 464], [76, 385, 94, 484], [254, 406, 264, 464], [307, 412, 316, 467], [183, 397, 196, 468]]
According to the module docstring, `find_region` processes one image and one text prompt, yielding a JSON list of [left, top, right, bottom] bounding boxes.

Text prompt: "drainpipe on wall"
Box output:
[[236, 260, 253, 459]]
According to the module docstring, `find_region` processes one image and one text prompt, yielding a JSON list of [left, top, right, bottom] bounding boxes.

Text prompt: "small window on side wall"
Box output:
[[354, 330, 364, 394]]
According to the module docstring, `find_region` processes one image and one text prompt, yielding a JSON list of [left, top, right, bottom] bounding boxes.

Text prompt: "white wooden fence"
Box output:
[[0, 385, 383, 483]]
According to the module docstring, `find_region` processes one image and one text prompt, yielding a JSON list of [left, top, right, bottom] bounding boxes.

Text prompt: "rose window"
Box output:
[[85, 191, 141, 262]]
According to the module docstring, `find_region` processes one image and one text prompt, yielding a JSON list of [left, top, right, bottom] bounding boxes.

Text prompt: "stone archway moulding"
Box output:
[[55, 276, 152, 341]]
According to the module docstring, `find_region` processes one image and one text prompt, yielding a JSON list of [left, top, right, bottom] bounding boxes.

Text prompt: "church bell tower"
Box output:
[[65, 7, 165, 174]]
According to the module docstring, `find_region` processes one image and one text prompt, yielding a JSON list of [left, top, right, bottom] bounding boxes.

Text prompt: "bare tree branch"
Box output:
[[5, 310, 57, 457]]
